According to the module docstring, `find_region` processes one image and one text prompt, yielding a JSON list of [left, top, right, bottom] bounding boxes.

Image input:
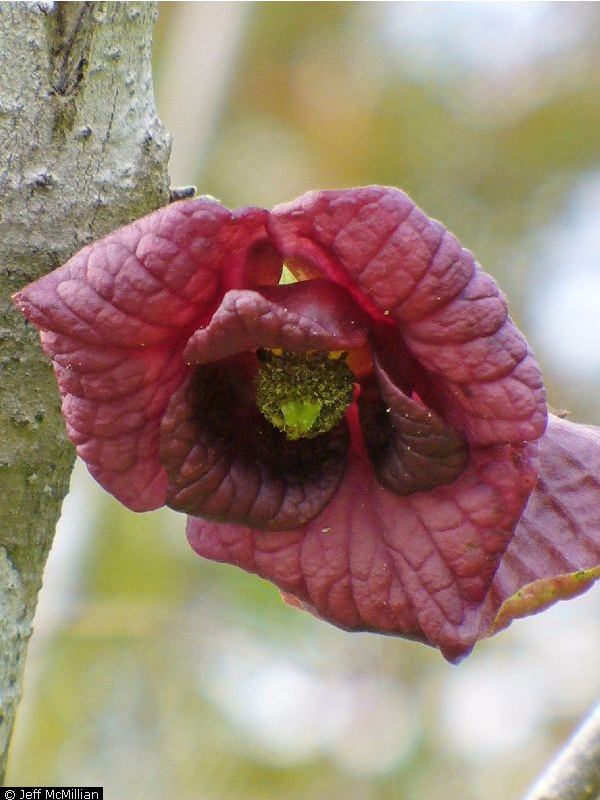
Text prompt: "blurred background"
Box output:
[[7, 3, 600, 798]]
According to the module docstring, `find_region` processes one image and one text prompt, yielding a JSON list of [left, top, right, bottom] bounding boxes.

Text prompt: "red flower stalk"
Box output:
[[14, 186, 600, 661]]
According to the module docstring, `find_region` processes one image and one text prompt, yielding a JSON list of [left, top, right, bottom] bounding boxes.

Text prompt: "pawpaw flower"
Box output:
[[13, 187, 600, 661]]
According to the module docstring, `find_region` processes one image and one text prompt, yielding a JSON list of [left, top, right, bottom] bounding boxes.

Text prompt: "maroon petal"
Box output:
[[40, 330, 186, 510], [187, 407, 539, 662], [13, 199, 273, 510], [268, 187, 547, 446], [183, 186, 555, 658], [359, 350, 469, 495], [183, 279, 369, 365], [160, 358, 349, 530], [481, 415, 600, 634]]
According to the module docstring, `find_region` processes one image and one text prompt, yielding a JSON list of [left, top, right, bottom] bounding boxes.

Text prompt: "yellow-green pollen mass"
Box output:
[[256, 349, 355, 440]]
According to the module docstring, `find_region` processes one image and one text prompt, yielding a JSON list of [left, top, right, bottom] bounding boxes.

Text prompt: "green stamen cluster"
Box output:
[[256, 350, 355, 440]]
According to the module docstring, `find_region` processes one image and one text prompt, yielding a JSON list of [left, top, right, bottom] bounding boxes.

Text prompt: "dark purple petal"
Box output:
[[359, 350, 469, 495], [13, 199, 273, 510], [183, 279, 369, 365], [481, 415, 600, 634], [160, 358, 349, 530], [268, 187, 547, 447]]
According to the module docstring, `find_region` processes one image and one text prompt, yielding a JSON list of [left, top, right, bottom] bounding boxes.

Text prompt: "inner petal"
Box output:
[[158, 355, 350, 530], [359, 349, 469, 495], [183, 278, 370, 365]]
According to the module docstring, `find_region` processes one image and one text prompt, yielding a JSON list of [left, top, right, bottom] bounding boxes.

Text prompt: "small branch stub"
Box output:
[[169, 185, 196, 202]]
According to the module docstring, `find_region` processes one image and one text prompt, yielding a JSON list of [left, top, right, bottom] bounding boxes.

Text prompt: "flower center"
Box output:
[[255, 349, 355, 440]]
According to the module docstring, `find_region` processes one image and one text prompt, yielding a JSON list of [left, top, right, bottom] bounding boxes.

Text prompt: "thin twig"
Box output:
[[523, 700, 600, 800]]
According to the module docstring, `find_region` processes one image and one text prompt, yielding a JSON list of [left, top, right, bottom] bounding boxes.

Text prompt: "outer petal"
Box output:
[[13, 199, 275, 510], [268, 186, 547, 446], [182, 187, 553, 658], [187, 409, 539, 662], [481, 415, 600, 634]]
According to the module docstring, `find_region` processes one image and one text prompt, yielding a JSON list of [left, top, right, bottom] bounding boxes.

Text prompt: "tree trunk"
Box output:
[[0, 1, 170, 781]]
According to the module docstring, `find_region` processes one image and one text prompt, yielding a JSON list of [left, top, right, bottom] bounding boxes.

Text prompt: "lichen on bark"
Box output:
[[0, 1, 170, 781]]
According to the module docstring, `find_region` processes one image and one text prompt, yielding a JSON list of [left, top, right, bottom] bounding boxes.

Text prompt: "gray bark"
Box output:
[[0, 1, 170, 781]]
